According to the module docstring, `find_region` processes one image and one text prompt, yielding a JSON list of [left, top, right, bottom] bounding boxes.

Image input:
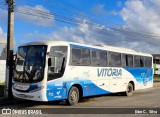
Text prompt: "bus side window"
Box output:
[[122, 54, 126, 67], [99, 51, 107, 66], [91, 50, 107, 66], [140, 56, 144, 67], [145, 57, 152, 68], [91, 50, 99, 66], [134, 56, 140, 67], [127, 55, 133, 67], [81, 49, 90, 65], [72, 48, 82, 65], [134, 55, 144, 68], [108, 52, 121, 67], [71, 48, 90, 66]]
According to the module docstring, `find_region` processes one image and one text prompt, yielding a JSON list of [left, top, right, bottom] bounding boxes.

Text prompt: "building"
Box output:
[[0, 45, 6, 83], [153, 54, 160, 75], [0, 60, 6, 83], [0, 46, 7, 60]]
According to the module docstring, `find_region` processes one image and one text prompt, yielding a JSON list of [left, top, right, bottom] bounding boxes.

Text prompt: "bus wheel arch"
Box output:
[[67, 84, 83, 105], [129, 81, 135, 91], [122, 81, 134, 96], [72, 84, 83, 99]]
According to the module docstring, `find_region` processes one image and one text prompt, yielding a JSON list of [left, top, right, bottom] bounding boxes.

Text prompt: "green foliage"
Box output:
[[0, 83, 5, 86], [154, 75, 160, 82]]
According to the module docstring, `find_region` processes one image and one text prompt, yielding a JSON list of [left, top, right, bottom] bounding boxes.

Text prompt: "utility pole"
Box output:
[[5, 0, 14, 99]]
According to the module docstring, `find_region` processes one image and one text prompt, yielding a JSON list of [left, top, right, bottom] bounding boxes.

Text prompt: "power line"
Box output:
[[14, 4, 160, 41], [1, 5, 160, 45], [43, 0, 118, 27], [43, 0, 160, 38], [14, 5, 77, 22], [16, 0, 160, 39], [17, 0, 120, 28], [2, 1, 160, 47], [11, 5, 160, 44], [16, 0, 77, 18]]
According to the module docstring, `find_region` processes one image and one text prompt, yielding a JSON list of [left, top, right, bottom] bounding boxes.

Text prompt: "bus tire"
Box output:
[[67, 86, 79, 105], [124, 83, 133, 96]]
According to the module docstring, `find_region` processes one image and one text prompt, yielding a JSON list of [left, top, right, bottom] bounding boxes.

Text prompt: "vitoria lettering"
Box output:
[[98, 68, 122, 77]]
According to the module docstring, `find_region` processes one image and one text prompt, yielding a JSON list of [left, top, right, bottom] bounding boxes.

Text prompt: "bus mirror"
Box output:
[[48, 58, 51, 66]]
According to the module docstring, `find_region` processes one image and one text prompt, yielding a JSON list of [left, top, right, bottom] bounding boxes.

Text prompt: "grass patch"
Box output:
[[154, 79, 160, 82], [153, 75, 160, 82], [154, 75, 160, 79], [154, 77, 160, 82], [0, 83, 5, 86]]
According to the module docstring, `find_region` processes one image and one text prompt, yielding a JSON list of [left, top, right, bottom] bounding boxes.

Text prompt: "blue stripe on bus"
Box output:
[[46, 79, 111, 101], [125, 68, 153, 83]]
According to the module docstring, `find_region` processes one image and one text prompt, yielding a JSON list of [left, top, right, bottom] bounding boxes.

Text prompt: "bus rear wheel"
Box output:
[[124, 83, 133, 96], [67, 86, 79, 105]]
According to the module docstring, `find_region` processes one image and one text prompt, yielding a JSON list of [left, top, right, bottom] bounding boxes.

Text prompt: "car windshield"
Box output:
[[13, 45, 47, 83]]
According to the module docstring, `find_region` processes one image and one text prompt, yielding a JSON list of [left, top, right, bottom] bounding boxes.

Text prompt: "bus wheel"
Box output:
[[124, 83, 133, 96], [67, 86, 79, 105]]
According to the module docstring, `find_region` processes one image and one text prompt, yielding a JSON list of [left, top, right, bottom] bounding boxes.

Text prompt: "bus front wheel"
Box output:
[[124, 83, 133, 96], [67, 86, 79, 105]]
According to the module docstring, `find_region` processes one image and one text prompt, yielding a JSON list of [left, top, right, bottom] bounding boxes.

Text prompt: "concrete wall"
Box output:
[[0, 60, 6, 83]]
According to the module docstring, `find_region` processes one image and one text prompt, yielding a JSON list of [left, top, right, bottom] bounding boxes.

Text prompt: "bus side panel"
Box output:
[[46, 67, 153, 101], [125, 68, 153, 90], [46, 80, 68, 101]]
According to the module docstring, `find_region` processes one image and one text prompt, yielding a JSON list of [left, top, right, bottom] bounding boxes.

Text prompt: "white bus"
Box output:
[[12, 41, 153, 105]]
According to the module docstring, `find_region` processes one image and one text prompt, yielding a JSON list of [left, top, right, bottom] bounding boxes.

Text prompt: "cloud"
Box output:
[[92, 4, 118, 16], [24, 20, 122, 45], [23, 18, 160, 54], [15, 5, 54, 27], [120, 0, 160, 35], [118, 0, 160, 53]]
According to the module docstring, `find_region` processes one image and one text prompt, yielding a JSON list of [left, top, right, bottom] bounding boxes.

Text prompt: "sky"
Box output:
[[1, 0, 160, 54]]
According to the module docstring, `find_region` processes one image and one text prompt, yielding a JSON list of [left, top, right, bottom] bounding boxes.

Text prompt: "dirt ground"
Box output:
[[153, 82, 160, 87]]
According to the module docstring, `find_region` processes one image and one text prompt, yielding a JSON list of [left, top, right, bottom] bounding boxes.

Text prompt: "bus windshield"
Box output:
[[13, 45, 47, 83]]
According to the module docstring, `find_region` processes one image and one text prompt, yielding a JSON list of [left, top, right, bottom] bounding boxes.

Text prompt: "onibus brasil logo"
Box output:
[[1, 108, 42, 115]]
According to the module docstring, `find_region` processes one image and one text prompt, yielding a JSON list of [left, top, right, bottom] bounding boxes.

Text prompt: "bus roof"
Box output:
[[19, 41, 152, 57]]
